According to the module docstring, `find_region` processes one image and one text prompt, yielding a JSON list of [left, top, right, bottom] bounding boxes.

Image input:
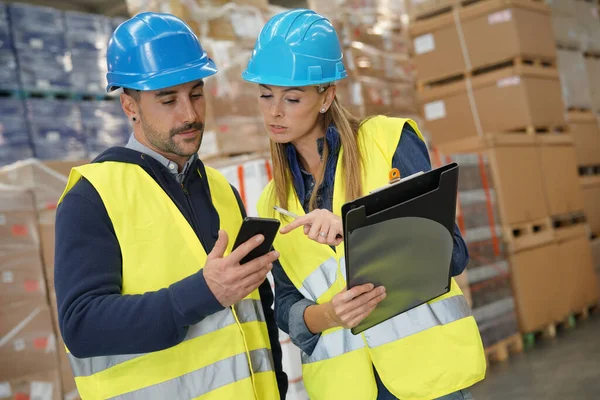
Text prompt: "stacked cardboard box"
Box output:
[[0, 180, 62, 398], [0, 160, 87, 400], [307, 0, 418, 120], [411, 0, 599, 340]]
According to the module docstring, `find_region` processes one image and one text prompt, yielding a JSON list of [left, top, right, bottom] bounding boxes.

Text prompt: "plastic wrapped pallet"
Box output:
[[0, 49, 19, 91], [0, 2, 12, 50], [585, 56, 600, 112], [0, 98, 33, 166], [345, 42, 414, 83], [70, 50, 108, 95], [434, 150, 519, 348], [80, 101, 131, 158], [64, 11, 111, 52], [556, 49, 593, 110], [574, 0, 600, 53], [26, 99, 86, 161]]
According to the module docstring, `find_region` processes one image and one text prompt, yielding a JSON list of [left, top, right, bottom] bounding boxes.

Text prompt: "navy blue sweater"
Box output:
[[53, 147, 288, 397]]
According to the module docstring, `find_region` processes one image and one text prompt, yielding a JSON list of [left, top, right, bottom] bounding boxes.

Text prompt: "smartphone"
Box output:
[[232, 217, 281, 264]]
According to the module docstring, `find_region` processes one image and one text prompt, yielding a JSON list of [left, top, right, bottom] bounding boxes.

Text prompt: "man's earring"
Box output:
[[132, 116, 137, 122]]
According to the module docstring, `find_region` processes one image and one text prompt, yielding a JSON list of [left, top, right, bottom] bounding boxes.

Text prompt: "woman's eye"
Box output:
[[260, 94, 273, 99], [286, 99, 300, 103]]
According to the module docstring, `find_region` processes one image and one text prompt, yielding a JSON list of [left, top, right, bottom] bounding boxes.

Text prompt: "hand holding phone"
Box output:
[[203, 217, 280, 307]]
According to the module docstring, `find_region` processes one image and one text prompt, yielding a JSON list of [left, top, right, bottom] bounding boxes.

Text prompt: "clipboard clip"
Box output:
[[388, 168, 401, 184], [369, 168, 425, 194]]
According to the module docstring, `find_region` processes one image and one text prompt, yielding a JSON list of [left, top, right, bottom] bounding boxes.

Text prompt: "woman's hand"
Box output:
[[279, 209, 344, 246], [325, 283, 386, 329]]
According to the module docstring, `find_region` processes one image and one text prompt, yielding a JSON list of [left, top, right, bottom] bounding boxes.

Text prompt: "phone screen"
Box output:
[[232, 217, 281, 264]]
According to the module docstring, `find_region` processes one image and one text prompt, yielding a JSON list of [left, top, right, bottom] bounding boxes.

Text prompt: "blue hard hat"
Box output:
[[106, 12, 217, 92], [241, 9, 347, 87]]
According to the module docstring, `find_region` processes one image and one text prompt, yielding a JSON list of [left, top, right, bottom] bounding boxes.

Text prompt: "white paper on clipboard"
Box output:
[[369, 171, 425, 194]]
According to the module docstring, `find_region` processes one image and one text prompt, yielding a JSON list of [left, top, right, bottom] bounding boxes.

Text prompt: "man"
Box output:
[[54, 12, 287, 400]]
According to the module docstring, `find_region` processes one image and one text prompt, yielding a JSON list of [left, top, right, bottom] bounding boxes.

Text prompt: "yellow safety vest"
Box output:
[[257, 115, 486, 400], [58, 162, 279, 400]]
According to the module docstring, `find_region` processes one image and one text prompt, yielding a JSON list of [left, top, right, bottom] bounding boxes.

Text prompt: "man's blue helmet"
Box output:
[[242, 9, 347, 87], [106, 12, 217, 92]]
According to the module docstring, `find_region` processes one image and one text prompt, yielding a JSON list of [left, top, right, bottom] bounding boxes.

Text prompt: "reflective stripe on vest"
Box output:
[[298, 257, 339, 301], [301, 328, 365, 364], [108, 348, 274, 400], [69, 299, 265, 377]]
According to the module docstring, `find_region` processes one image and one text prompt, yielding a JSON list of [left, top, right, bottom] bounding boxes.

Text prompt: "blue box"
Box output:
[[0, 98, 30, 146], [65, 11, 110, 51], [12, 30, 66, 52], [80, 100, 130, 157], [8, 3, 64, 34], [70, 50, 107, 94], [26, 99, 86, 160], [0, 142, 34, 166], [0, 49, 19, 91], [0, 2, 12, 50], [16, 50, 72, 92]]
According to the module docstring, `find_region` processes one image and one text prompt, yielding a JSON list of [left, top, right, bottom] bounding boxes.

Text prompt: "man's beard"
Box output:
[[142, 118, 205, 157]]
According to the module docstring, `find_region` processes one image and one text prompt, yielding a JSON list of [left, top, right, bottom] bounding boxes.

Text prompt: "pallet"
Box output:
[[417, 55, 556, 92], [579, 165, 600, 177], [522, 315, 575, 349], [566, 106, 593, 113], [412, 0, 544, 21], [574, 302, 600, 322], [552, 211, 587, 241], [0, 89, 117, 101], [485, 333, 524, 363], [504, 218, 554, 252]]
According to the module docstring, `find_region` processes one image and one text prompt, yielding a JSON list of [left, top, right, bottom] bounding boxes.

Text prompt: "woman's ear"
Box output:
[[321, 85, 337, 113]]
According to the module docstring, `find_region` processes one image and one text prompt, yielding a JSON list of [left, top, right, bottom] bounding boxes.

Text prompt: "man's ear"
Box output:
[[121, 92, 139, 123]]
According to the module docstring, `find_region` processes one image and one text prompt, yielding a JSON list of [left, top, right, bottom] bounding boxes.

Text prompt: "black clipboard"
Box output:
[[341, 162, 459, 335]]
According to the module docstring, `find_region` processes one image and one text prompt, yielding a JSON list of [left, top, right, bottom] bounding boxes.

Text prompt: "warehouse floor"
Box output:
[[470, 313, 600, 399]]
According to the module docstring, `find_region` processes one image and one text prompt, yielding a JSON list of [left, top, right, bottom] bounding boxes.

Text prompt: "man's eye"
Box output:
[[162, 100, 175, 105]]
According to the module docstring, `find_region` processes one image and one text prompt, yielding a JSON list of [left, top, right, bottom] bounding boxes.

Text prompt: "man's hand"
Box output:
[[279, 209, 343, 246], [325, 283, 386, 329], [204, 230, 280, 308]]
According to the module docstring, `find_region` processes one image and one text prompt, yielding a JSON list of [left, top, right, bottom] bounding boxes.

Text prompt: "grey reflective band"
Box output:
[[297, 257, 339, 301], [108, 348, 274, 400], [302, 295, 472, 363], [364, 295, 472, 348], [301, 328, 365, 364], [69, 299, 265, 378]]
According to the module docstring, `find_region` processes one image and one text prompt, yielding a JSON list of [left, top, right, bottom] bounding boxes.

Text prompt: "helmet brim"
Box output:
[[107, 59, 218, 92], [241, 70, 346, 87]]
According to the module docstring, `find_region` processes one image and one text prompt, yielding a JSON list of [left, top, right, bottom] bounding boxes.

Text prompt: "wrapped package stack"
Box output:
[[65, 11, 111, 95], [80, 100, 132, 158], [0, 2, 19, 91], [9, 3, 71, 93], [0, 98, 33, 167]]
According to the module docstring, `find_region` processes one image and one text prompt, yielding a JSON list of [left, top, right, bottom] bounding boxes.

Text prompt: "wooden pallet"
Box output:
[[574, 302, 600, 322], [552, 212, 588, 241], [579, 165, 600, 177], [522, 315, 576, 349], [485, 333, 524, 363], [504, 218, 554, 252], [417, 55, 557, 92], [412, 0, 543, 21]]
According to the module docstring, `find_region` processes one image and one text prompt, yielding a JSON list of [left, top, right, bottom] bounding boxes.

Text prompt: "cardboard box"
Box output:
[[419, 64, 565, 146], [410, 0, 555, 83], [592, 237, 600, 271], [510, 242, 562, 333], [38, 210, 56, 292], [438, 136, 550, 226], [538, 141, 585, 216], [199, 118, 269, 159], [0, 369, 62, 400], [407, 0, 456, 21], [557, 49, 593, 110], [549, 13, 583, 49], [557, 234, 599, 312], [584, 56, 600, 112], [341, 13, 409, 53], [582, 178, 600, 236], [0, 301, 58, 379], [567, 111, 600, 167], [0, 248, 47, 303], [338, 77, 417, 117], [345, 43, 414, 83], [0, 185, 39, 248]]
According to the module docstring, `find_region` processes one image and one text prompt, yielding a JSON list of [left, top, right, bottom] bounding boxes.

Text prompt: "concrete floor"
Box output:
[[470, 314, 600, 399]]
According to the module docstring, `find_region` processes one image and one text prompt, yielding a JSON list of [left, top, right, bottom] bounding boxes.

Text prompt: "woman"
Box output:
[[242, 8, 486, 400]]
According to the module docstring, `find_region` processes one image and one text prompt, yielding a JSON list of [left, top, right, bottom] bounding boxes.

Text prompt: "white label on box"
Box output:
[[29, 38, 44, 49], [2, 271, 14, 283], [46, 131, 61, 142], [0, 213, 5, 225], [0, 382, 11, 399], [497, 76, 521, 87], [13, 338, 25, 352], [413, 34, 435, 55], [37, 79, 50, 89], [488, 9, 512, 25], [424, 100, 446, 121], [30, 381, 53, 400]]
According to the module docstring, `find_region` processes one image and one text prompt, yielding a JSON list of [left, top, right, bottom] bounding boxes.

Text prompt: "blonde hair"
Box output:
[[270, 90, 364, 211]]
